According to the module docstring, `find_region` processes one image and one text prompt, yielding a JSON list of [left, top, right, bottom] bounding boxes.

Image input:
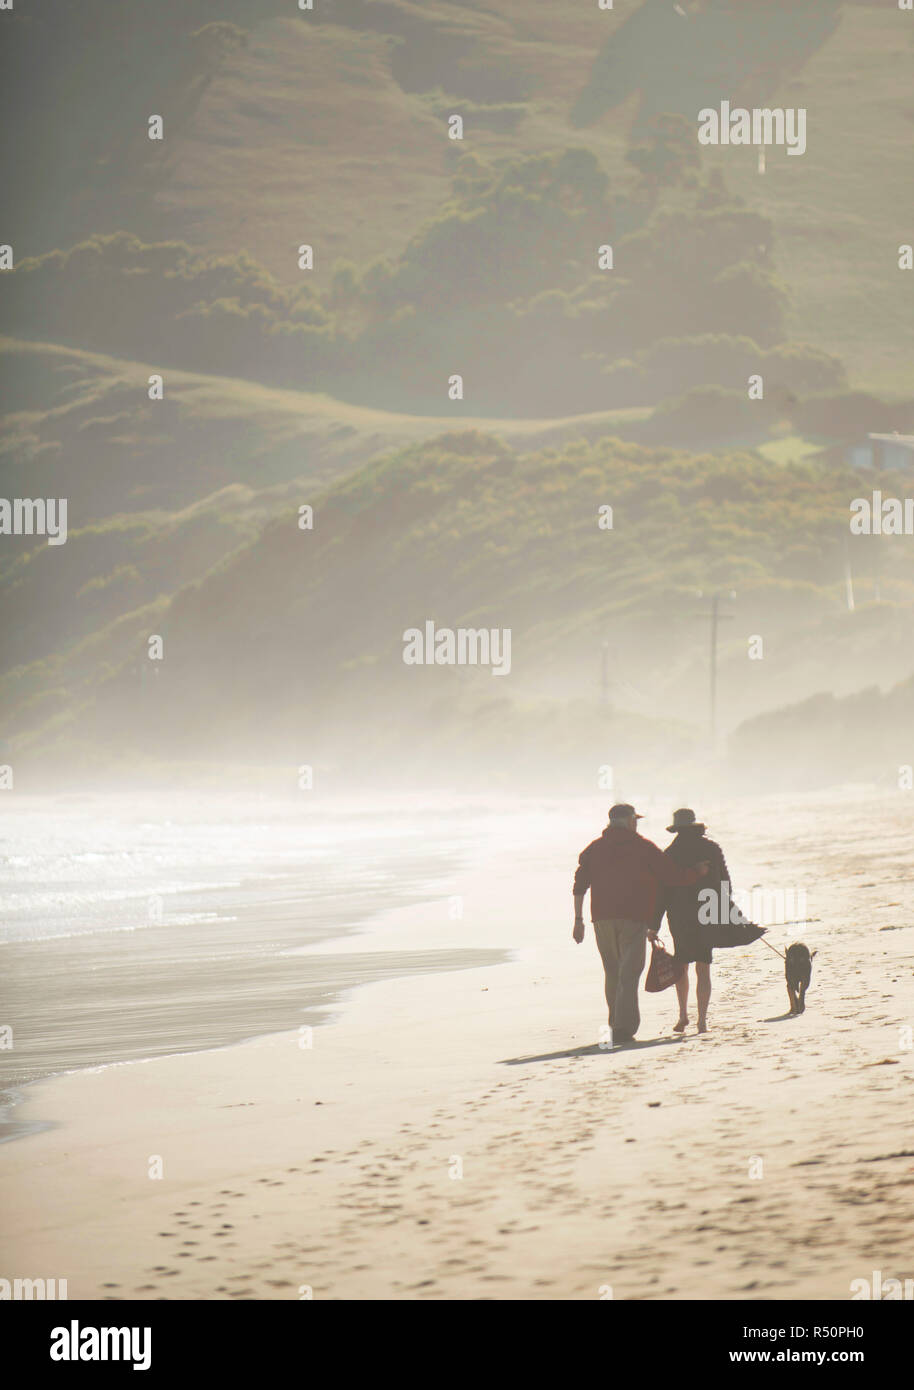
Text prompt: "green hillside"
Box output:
[[8, 429, 913, 788], [0, 336, 648, 684], [3, 1, 912, 399], [730, 672, 914, 791], [3, 0, 913, 792], [1, 336, 646, 518]]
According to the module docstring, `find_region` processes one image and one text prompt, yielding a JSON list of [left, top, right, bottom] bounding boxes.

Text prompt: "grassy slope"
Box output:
[[155, 7, 623, 286], [730, 671, 914, 791], [156, 19, 452, 289], [10, 428, 911, 774], [19, 2, 904, 392], [4, 2, 912, 785], [0, 336, 651, 520], [712, 5, 914, 395], [0, 336, 648, 683], [5, 4, 910, 394]]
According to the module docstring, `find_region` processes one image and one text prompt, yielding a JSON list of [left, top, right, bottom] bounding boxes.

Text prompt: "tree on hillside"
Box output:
[[626, 113, 700, 192]]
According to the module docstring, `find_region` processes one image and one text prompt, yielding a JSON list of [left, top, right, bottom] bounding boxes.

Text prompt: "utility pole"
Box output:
[[872, 540, 881, 603], [693, 591, 735, 748], [842, 534, 855, 612]]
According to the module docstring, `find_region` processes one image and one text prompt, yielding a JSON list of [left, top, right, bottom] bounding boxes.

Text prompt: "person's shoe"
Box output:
[[612, 1032, 635, 1045]]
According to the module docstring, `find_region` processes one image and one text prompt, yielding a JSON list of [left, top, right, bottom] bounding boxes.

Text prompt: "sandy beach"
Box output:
[[2, 790, 913, 1302]]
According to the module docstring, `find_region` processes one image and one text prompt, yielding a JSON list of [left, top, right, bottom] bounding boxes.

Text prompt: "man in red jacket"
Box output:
[[573, 804, 709, 1042]]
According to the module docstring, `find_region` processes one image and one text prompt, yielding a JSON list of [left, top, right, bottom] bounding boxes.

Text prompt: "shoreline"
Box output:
[[3, 792, 913, 1300], [0, 941, 513, 1147], [0, 791, 508, 1115]]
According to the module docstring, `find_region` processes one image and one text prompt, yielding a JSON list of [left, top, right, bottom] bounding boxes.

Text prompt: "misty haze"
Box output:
[[1, 0, 912, 1335]]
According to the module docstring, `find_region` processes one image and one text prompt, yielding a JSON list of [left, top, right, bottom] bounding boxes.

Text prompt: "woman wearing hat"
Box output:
[[654, 808, 733, 1034]]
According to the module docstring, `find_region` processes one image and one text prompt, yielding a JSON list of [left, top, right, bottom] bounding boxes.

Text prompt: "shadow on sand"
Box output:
[[761, 1010, 802, 1023], [500, 1036, 685, 1065]]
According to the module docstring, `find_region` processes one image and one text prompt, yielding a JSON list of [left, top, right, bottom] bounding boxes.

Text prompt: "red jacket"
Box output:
[[573, 825, 701, 926]]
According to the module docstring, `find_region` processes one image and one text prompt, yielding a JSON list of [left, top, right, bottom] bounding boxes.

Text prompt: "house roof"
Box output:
[[868, 433, 914, 449]]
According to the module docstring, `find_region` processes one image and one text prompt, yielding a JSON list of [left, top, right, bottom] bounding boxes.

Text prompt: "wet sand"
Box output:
[[2, 790, 912, 1300], [0, 794, 499, 1138]]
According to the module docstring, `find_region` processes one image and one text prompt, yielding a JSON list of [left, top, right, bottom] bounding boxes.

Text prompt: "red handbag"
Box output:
[[644, 940, 686, 992]]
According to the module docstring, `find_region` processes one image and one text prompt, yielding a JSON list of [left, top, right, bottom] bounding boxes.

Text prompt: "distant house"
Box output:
[[847, 434, 914, 471]]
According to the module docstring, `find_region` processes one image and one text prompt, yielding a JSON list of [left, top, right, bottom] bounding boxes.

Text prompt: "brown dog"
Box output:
[[785, 942, 816, 1014]]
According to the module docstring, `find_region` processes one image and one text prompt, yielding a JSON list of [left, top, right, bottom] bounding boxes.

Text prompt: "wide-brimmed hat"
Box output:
[[609, 803, 643, 824], [667, 807, 706, 834]]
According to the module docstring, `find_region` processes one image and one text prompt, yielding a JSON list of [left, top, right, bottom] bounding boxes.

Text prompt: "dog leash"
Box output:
[[756, 919, 818, 962], [758, 936, 787, 961]]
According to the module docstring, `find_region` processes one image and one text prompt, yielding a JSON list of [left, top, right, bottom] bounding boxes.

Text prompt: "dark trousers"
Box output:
[[593, 918, 649, 1037]]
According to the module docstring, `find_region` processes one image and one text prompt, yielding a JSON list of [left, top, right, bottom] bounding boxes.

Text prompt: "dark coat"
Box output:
[[573, 825, 700, 926], [653, 828, 732, 963]]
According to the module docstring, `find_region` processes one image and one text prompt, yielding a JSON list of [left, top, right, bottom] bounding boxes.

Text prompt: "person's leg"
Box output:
[[593, 921, 620, 1026], [613, 921, 648, 1038], [674, 967, 690, 1031], [696, 961, 712, 1031]]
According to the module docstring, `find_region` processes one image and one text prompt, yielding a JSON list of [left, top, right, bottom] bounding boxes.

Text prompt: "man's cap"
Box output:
[[609, 803, 643, 823]]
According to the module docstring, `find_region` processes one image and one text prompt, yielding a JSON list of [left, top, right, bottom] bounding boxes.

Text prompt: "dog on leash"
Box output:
[[785, 942, 816, 1014]]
